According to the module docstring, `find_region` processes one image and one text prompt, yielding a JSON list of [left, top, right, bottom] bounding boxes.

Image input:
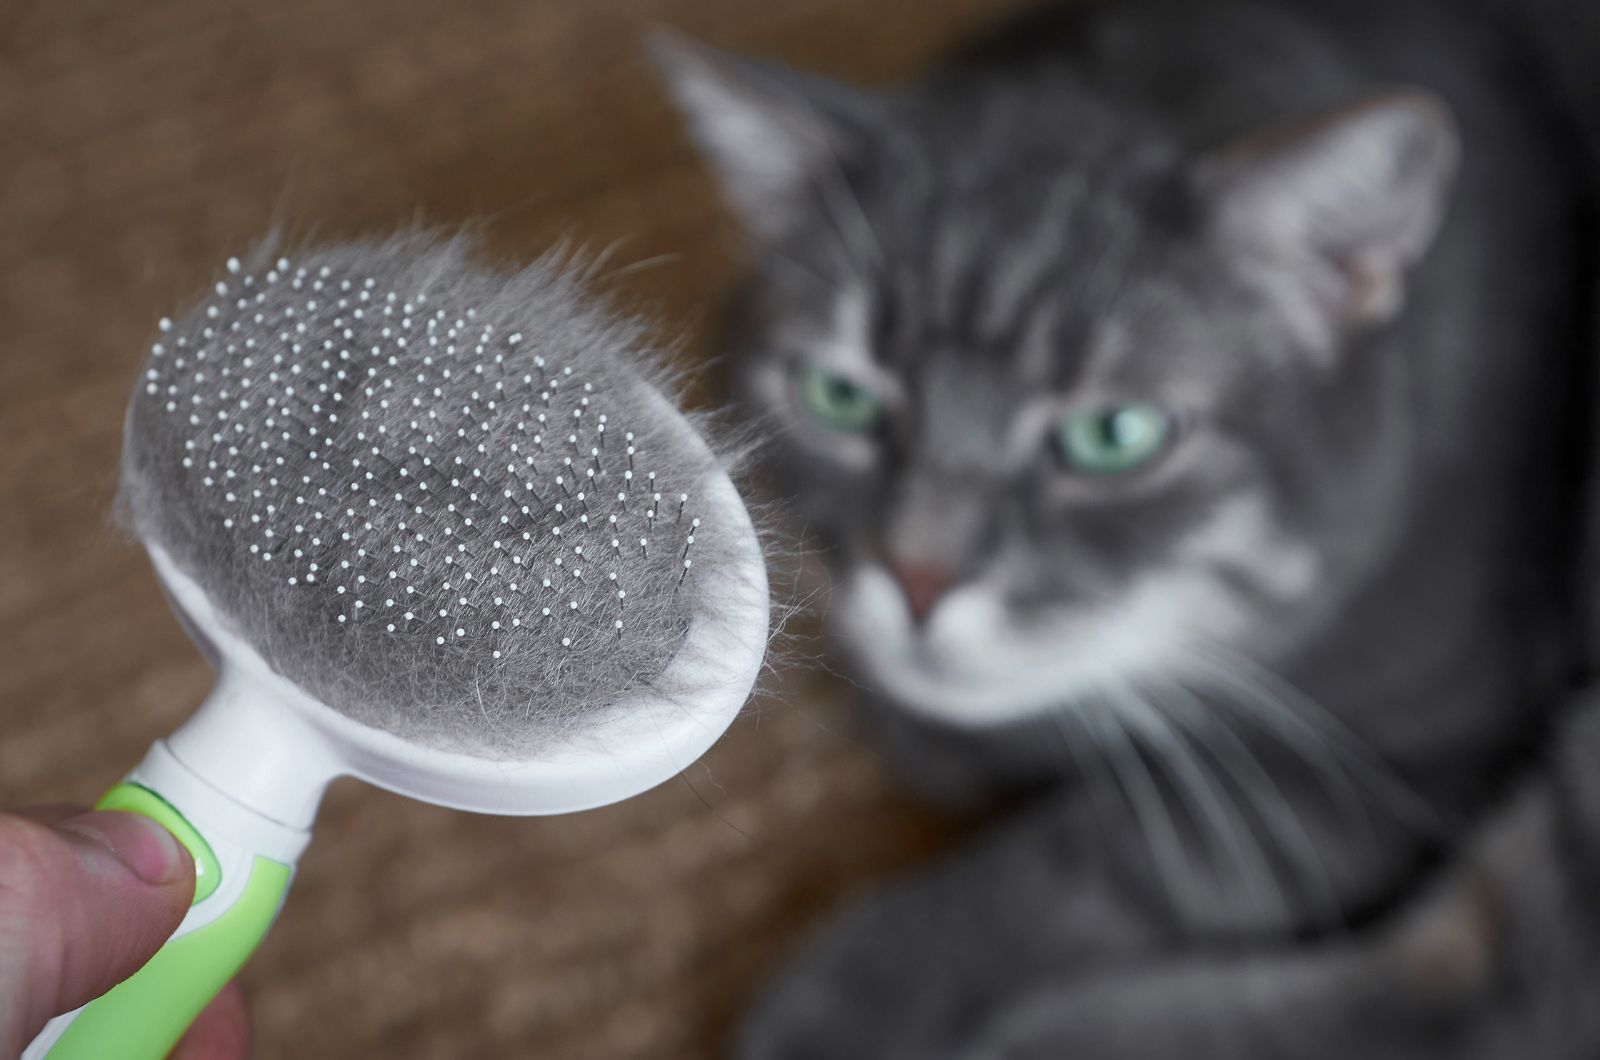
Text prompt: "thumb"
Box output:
[[0, 807, 195, 1055]]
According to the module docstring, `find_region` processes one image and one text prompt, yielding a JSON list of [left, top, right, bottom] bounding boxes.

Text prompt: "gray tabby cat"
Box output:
[[658, 0, 1600, 1056]]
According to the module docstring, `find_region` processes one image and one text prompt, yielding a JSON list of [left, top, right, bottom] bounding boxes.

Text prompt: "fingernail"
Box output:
[[60, 811, 189, 885]]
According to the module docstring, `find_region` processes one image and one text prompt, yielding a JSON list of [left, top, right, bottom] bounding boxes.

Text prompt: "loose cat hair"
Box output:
[[659, 0, 1600, 1055], [120, 233, 741, 756]]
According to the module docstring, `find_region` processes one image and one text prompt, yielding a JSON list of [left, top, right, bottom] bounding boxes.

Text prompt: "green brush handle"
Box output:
[[27, 782, 296, 1060]]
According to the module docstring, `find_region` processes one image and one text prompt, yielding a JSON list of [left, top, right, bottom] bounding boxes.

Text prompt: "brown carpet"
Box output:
[[0, 1, 1021, 1056]]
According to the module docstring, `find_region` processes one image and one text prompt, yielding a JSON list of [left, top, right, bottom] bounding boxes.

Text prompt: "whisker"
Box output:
[[745, 229, 833, 289], [1180, 638, 1446, 836], [811, 141, 883, 272], [1176, 648, 1382, 845], [1076, 696, 1208, 927], [1154, 675, 1349, 932], [763, 82, 883, 275], [1123, 681, 1291, 927], [1048, 705, 1133, 856]]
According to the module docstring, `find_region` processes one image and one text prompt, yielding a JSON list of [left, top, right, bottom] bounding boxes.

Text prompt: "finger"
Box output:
[[171, 980, 251, 1060], [9, 805, 88, 827], [0, 809, 195, 1055]]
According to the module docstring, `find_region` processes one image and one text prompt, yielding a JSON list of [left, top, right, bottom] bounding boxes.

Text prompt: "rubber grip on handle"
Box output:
[[38, 783, 292, 1060]]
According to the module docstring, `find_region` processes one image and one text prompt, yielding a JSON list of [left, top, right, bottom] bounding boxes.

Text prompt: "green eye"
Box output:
[[1058, 402, 1171, 474], [799, 364, 880, 433]]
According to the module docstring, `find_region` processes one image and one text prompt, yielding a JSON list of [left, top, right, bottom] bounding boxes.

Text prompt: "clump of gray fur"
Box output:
[[121, 233, 736, 757]]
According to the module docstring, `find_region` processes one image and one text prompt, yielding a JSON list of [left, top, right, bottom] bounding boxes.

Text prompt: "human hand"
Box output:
[[0, 804, 250, 1059]]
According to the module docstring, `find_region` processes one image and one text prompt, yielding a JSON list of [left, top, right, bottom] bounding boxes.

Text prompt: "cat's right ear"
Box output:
[[651, 31, 877, 241], [1201, 92, 1460, 344]]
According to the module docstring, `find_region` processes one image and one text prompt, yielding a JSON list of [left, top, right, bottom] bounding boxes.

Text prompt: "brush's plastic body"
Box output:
[[26, 464, 767, 1059], [26, 756, 303, 1060]]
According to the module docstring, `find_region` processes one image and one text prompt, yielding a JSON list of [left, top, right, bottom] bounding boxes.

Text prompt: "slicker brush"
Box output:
[[26, 234, 769, 1060]]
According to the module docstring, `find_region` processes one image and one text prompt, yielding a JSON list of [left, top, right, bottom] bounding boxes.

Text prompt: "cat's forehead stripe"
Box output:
[[814, 285, 905, 397], [976, 171, 1088, 336], [862, 185, 1160, 390]]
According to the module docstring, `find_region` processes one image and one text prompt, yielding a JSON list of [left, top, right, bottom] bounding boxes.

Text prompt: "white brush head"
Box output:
[[119, 235, 768, 822]]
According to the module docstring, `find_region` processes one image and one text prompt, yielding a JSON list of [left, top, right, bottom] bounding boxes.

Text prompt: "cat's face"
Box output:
[[736, 196, 1333, 728], [660, 41, 1456, 730]]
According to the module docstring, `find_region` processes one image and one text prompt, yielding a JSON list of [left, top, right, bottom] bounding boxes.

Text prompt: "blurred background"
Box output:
[[0, 1, 1024, 1055]]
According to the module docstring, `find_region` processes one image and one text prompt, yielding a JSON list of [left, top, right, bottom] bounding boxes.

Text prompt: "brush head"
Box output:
[[122, 234, 756, 758]]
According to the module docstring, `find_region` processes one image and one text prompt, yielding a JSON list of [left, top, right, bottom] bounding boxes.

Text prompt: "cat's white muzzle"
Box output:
[[832, 562, 1195, 728]]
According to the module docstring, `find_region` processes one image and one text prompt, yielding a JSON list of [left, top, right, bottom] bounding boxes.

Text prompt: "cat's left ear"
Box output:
[[1203, 92, 1460, 335], [651, 31, 881, 242]]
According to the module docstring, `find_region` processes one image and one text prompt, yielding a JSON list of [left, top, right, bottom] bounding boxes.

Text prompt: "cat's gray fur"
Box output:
[[660, 0, 1600, 1055]]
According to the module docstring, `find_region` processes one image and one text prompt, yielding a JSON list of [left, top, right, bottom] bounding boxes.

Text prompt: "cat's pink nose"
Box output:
[[887, 559, 957, 625]]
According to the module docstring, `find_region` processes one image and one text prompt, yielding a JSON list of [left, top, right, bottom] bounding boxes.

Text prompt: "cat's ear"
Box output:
[[652, 32, 878, 241], [1204, 92, 1459, 333]]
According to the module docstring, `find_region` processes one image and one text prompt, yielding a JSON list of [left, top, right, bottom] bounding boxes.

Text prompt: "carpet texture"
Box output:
[[0, 0, 1020, 1055]]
